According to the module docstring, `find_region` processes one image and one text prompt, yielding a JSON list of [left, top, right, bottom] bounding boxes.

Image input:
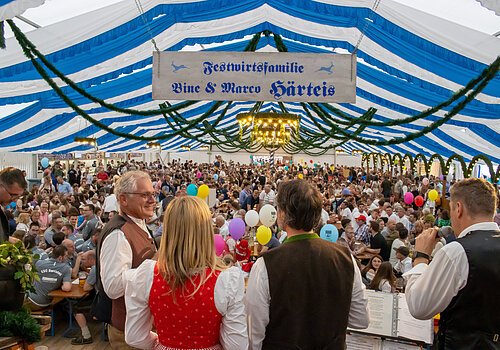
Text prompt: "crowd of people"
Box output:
[[0, 154, 498, 349]]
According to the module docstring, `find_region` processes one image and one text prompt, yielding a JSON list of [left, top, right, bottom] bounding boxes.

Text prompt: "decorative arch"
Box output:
[[414, 153, 428, 175], [392, 153, 404, 174], [444, 153, 468, 179], [402, 153, 414, 174], [427, 153, 446, 175], [466, 154, 496, 180]]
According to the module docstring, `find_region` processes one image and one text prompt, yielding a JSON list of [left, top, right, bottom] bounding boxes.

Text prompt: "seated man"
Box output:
[[71, 250, 97, 345], [26, 245, 72, 309]]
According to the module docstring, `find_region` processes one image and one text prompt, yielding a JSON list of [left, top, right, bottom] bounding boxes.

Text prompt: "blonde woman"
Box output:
[[16, 212, 30, 233], [124, 196, 248, 350]]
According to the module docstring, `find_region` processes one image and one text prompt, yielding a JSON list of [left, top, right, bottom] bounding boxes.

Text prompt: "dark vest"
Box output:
[[439, 229, 500, 350], [97, 214, 156, 331], [0, 208, 9, 243], [262, 236, 354, 350]]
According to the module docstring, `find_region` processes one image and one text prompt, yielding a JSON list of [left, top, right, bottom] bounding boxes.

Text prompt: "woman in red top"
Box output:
[[124, 196, 248, 350]]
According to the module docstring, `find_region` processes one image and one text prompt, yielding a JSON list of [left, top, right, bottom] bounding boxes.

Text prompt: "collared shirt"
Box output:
[[246, 233, 369, 349], [100, 214, 151, 299], [404, 222, 499, 320], [57, 181, 73, 194], [355, 223, 370, 246]]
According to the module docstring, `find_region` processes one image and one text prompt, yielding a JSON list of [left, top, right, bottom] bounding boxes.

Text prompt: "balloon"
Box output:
[[40, 157, 49, 168], [439, 175, 444, 180], [196, 171, 202, 179], [284, 166, 289, 171], [414, 195, 424, 207], [320, 224, 339, 243], [428, 189, 439, 201], [259, 204, 277, 227], [310, 160, 313, 163], [404, 192, 414, 205], [256, 226, 272, 245], [245, 210, 259, 227], [213, 173, 219, 181], [214, 234, 225, 256], [422, 177, 429, 186], [229, 218, 246, 240], [186, 184, 198, 196], [197, 184, 209, 199], [298, 173, 303, 179]]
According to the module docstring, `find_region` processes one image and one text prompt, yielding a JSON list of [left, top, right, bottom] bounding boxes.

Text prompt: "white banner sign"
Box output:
[[152, 52, 356, 103]]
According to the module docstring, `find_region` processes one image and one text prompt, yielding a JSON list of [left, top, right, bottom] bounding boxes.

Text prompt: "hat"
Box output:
[[394, 246, 410, 257], [356, 214, 367, 222], [341, 188, 351, 196]]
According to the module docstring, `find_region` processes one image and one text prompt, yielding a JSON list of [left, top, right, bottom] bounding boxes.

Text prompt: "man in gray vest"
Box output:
[[405, 178, 499, 349], [0, 167, 27, 243], [99, 171, 157, 349], [246, 179, 369, 349]]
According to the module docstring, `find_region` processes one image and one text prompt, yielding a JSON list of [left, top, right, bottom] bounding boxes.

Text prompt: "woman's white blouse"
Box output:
[[124, 260, 248, 350]]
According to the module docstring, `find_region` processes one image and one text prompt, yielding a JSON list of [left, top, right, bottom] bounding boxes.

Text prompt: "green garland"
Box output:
[[362, 152, 499, 183], [6, 20, 500, 153], [0, 308, 41, 343]]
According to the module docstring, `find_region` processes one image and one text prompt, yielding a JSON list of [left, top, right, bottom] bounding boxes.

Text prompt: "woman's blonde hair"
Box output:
[[157, 196, 224, 300], [17, 212, 30, 224]]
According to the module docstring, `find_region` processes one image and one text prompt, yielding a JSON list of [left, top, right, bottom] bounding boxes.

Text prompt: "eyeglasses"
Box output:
[[125, 192, 156, 200], [0, 183, 23, 201]]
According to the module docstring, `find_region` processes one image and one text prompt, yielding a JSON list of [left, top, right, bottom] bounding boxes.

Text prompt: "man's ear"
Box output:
[[455, 201, 464, 219]]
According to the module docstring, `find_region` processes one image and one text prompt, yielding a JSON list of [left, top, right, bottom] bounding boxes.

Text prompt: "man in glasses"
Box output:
[[97, 171, 157, 349], [0, 167, 27, 243]]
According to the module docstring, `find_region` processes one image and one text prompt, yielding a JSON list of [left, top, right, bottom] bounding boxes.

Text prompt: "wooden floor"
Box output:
[[35, 311, 111, 350]]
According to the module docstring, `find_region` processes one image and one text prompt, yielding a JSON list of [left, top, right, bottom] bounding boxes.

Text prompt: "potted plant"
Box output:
[[0, 241, 39, 311]]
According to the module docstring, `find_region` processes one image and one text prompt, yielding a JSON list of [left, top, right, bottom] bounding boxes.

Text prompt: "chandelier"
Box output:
[[236, 112, 300, 149], [74, 137, 97, 147]]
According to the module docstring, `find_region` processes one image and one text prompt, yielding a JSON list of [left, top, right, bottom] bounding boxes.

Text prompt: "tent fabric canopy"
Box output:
[[0, 0, 498, 164]]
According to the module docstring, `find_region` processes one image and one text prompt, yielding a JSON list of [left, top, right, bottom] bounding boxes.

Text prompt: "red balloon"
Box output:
[[310, 160, 313, 163], [414, 195, 424, 207]]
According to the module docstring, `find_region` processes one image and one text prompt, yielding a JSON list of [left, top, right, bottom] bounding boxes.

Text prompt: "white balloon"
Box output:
[[245, 210, 260, 228], [259, 204, 277, 227]]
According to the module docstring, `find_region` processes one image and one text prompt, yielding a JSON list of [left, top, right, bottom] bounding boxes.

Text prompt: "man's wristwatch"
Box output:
[[414, 251, 431, 261]]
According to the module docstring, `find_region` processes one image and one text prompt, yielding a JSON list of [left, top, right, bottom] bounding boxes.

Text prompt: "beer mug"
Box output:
[[78, 271, 87, 287]]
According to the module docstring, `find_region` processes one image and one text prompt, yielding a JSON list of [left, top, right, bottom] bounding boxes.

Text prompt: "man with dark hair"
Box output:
[[246, 179, 368, 349], [0, 167, 27, 243], [44, 212, 64, 247], [405, 178, 500, 349], [79, 204, 99, 241], [26, 245, 72, 310]]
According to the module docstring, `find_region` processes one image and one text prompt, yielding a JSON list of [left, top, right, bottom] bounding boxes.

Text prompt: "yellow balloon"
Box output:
[[197, 184, 210, 199], [256, 226, 272, 245], [428, 189, 439, 201], [298, 173, 304, 179]]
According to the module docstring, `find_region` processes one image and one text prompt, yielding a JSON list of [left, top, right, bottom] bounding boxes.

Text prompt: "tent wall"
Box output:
[[0, 152, 38, 178]]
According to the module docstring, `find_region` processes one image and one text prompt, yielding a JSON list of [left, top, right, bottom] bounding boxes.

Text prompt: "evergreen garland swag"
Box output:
[[0, 308, 41, 343], [5, 20, 500, 150]]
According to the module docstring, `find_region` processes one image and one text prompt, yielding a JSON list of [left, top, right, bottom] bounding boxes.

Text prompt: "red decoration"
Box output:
[[310, 160, 313, 163]]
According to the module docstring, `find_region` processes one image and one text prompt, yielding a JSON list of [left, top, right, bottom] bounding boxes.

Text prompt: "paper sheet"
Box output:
[[397, 294, 433, 344], [362, 290, 395, 337], [382, 339, 421, 350], [346, 333, 382, 350]]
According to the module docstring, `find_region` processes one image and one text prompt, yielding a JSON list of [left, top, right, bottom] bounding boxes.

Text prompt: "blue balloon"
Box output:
[[40, 157, 49, 168], [284, 166, 289, 171], [186, 184, 198, 196], [213, 174, 219, 181], [320, 224, 339, 243]]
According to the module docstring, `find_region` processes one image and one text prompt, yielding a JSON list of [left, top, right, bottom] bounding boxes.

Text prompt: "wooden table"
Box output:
[[48, 284, 89, 337]]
